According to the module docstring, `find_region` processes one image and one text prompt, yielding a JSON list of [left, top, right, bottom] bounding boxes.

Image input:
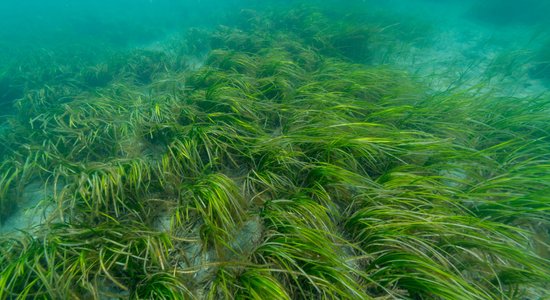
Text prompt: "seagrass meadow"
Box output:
[[0, 1, 550, 299]]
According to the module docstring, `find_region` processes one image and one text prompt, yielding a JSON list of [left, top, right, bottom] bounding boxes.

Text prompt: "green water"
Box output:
[[0, 1, 549, 299]]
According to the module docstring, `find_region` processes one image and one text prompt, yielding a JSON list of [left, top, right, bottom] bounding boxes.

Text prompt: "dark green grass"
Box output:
[[0, 4, 549, 299]]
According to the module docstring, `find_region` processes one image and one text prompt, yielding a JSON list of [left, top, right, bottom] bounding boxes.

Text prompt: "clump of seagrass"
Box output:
[[0, 4, 549, 300]]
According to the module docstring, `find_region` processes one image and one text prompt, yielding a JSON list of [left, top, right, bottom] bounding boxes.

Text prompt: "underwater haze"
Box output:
[[1, 0, 549, 299]]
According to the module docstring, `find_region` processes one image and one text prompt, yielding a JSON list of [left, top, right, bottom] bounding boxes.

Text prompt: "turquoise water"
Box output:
[[1, 0, 549, 111], [0, 1, 549, 298]]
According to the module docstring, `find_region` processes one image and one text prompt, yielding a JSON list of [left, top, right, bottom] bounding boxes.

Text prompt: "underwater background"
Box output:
[[1, 0, 549, 299]]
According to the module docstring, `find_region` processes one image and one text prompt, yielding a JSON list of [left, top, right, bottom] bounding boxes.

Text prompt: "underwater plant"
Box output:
[[0, 3, 549, 299]]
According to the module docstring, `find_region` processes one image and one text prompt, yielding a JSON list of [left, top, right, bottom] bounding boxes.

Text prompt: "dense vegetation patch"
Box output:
[[0, 4, 549, 299]]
